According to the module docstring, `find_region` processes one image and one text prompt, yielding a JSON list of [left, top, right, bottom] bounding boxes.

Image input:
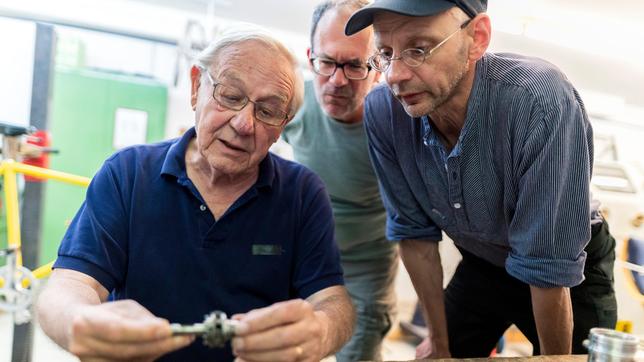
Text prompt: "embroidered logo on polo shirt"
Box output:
[[252, 244, 283, 256]]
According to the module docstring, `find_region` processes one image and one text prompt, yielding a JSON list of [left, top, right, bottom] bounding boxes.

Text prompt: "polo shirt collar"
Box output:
[[160, 126, 275, 190], [160, 127, 195, 179], [255, 152, 275, 190]]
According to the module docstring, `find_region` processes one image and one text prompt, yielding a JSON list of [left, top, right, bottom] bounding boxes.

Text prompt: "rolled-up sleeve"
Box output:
[[506, 91, 592, 288], [364, 87, 442, 242]]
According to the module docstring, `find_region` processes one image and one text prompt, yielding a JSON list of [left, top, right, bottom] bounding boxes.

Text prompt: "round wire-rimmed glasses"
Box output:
[[368, 20, 472, 72]]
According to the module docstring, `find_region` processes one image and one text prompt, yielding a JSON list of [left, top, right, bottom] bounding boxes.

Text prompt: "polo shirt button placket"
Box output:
[[200, 204, 207, 211]]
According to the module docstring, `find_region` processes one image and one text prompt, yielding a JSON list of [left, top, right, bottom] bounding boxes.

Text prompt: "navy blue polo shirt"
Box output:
[[54, 127, 343, 361]]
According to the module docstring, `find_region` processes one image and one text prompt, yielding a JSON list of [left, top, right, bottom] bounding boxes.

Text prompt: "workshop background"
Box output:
[[1, 0, 643, 361]]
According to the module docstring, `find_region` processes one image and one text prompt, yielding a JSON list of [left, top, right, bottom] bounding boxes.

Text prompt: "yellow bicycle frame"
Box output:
[[1, 159, 90, 282]]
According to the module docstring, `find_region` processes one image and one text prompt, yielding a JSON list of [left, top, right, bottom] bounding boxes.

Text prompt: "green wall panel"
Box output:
[[38, 66, 167, 265]]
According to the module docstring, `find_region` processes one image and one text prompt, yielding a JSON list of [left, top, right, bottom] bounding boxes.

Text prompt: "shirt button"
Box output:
[[453, 203, 462, 209], [199, 204, 207, 211]]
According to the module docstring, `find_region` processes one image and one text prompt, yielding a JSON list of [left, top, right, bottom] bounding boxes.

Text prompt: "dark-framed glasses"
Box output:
[[204, 71, 289, 127], [309, 55, 372, 80], [368, 20, 471, 72]]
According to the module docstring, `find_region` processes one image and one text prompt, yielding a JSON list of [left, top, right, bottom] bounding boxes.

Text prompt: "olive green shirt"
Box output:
[[282, 81, 393, 259]]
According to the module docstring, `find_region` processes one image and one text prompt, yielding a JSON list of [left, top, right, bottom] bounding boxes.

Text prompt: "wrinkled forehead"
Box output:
[[372, 11, 454, 45], [212, 40, 283, 71], [212, 41, 294, 103], [318, 35, 374, 63]]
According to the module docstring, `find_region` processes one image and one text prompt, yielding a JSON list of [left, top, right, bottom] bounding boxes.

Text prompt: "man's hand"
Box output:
[[231, 299, 326, 362], [416, 336, 451, 359], [67, 300, 194, 362]]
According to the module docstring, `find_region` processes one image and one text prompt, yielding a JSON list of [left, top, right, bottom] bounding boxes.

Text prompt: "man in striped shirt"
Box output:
[[345, 0, 617, 359]]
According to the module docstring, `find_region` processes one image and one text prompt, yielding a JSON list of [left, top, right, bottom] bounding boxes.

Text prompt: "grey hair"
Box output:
[[310, 0, 371, 50], [194, 27, 304, 119]]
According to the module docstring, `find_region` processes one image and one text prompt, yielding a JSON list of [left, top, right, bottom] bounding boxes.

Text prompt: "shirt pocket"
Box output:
[[234, 242, 289, 291], [461, 184, 497, 236]]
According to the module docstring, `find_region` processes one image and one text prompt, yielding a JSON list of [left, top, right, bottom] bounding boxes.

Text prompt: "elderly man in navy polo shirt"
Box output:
[[36, 29, 354, 362], [345, 0, 617, 359]]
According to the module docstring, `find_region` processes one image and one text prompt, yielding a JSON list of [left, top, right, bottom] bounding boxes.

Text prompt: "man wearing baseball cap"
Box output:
[[346, 0, 617, 359]]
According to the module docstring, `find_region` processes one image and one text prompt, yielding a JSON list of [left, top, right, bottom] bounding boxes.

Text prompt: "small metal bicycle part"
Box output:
[[0, 247, 38, 315], [170, 310, 240, 348]]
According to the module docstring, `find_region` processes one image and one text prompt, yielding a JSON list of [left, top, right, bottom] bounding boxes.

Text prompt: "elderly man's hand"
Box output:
[[231, 299, 328, 362], [67, 300, 194, 362]]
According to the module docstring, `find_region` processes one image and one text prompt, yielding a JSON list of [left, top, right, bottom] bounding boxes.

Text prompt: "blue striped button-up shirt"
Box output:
[[364, 52, 595, 288]]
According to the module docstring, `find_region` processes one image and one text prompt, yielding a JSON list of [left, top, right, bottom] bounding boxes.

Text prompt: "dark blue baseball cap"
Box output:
[[345, 0, 487, 35]]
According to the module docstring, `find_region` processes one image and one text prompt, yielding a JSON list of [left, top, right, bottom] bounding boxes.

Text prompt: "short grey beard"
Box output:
[[427, 46, 470, 113]]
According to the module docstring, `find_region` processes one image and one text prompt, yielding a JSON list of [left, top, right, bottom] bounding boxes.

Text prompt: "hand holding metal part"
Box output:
[[170, 310, 240, 348]]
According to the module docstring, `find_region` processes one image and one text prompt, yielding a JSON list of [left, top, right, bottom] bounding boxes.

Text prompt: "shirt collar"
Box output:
[[420, 116, 465, 158], [160, 126, 275, 190], [160, 127, 194, 179], [255, 152, 275, 190]]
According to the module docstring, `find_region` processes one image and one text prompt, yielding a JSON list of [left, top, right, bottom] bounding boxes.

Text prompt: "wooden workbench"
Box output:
[[393, 355, 587, 362]]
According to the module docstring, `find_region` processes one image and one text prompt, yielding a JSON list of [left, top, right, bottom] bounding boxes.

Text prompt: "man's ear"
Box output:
[[468, 14, 491, 62], [190, 65, 202, 110]]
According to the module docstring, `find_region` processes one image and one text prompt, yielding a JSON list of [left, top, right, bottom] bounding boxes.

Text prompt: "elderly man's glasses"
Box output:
[[309, 55, 372, 80], [368, 20, 471, 72], [204, 71, 289, 127]]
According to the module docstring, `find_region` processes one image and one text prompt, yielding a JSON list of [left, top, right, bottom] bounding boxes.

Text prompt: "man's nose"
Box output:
[[328, 66, 349, 87], [229, 104, 255, 135], [385, 57, 413, 87]]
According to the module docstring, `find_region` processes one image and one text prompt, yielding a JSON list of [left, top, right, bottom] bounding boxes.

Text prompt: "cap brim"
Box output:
[[345, 1, 456, 36]]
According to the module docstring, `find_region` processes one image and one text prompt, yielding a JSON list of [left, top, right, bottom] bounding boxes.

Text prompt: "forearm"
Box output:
[[400, 239, 449, 351], [36, 269, 106, 349], [530, 286, 572, 355], [308, 286, 355, 357]]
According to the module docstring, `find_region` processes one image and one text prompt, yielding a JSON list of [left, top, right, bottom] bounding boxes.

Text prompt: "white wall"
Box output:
[[1, 0, 313, 139], [0, 17, 35, 126]]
